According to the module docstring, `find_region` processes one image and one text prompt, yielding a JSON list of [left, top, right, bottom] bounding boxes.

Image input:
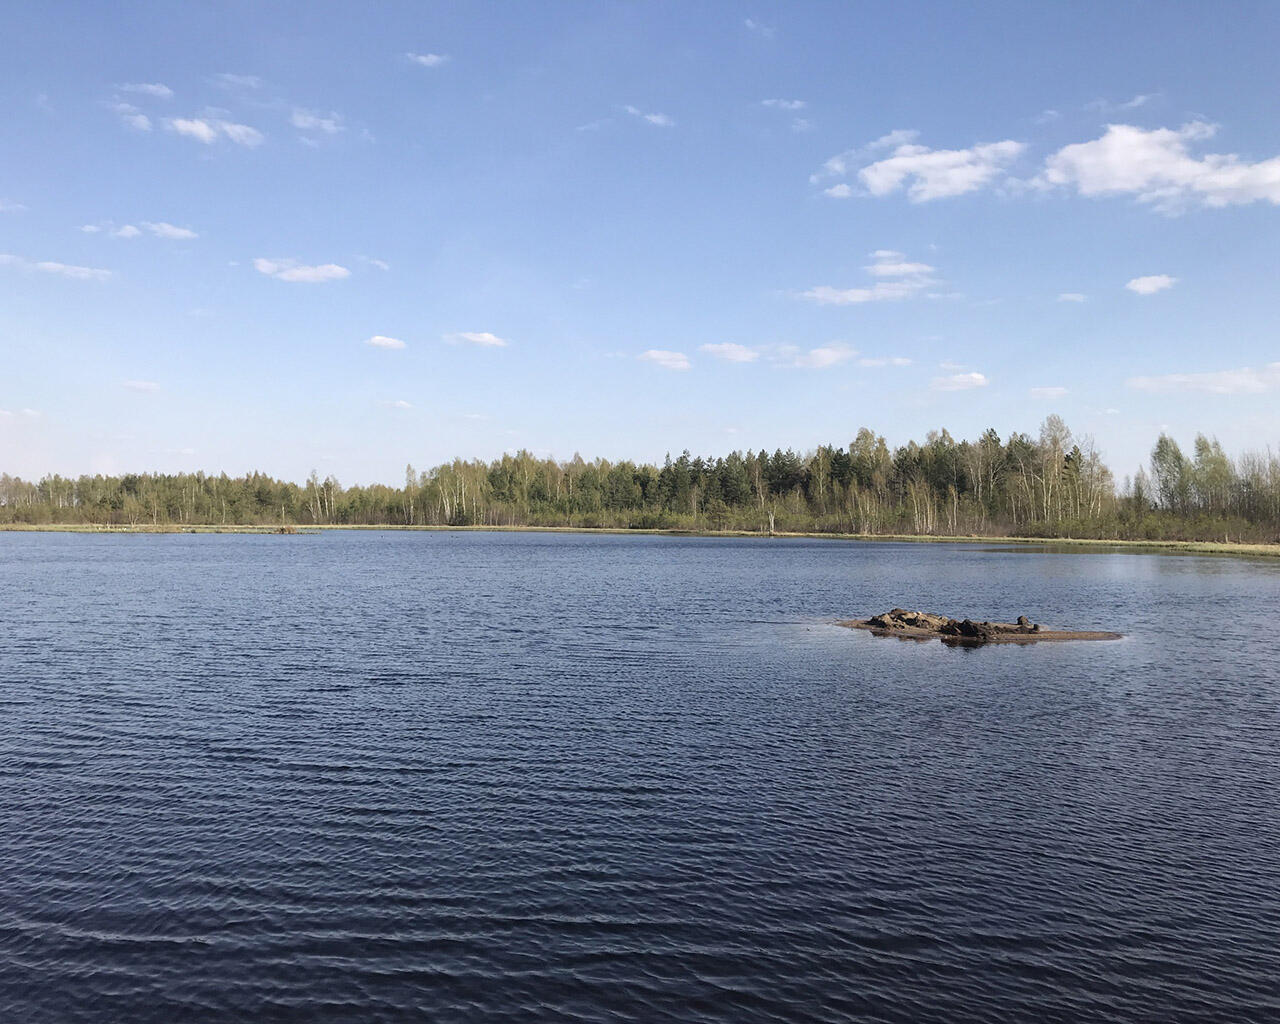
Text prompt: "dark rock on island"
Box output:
[[842, 608, 1121, 645]]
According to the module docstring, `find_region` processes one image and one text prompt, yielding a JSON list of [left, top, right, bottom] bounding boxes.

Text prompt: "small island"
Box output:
[[840, 608, 1122, 645]]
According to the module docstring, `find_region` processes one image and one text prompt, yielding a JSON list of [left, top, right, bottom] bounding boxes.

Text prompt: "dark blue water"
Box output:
[[2, 531, 1278, 1023]]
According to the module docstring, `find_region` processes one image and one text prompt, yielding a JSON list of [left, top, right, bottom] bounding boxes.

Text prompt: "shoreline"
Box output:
[[2, 522, 1278, 558]]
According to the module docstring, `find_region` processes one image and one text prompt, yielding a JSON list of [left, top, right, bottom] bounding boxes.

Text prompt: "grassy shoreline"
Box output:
[[3, 522, 1279, 558]]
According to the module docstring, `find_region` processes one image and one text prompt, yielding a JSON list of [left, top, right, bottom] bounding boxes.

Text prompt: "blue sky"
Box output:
[[3, 1, 1279, 484]]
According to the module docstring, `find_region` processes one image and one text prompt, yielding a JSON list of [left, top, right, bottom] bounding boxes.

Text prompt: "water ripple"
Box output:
[[1, 531, 1278, 1023]]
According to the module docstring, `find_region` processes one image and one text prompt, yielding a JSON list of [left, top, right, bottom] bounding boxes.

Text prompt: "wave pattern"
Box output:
[[1, 532, 1279, 1022]]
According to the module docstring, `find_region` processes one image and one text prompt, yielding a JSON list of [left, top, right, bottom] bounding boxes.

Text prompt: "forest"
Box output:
[[3, 417, 1279, 542]]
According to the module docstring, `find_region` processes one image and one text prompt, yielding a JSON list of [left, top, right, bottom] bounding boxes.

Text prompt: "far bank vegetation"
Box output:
[[3, 417, 1279, 543]]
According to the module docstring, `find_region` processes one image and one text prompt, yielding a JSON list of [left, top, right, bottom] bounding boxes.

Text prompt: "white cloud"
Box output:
[[638, 349, 690, 371], [1030, 386, 1069, 398], [212, 73, 262, 89], [450, 331, 509, 347], [697, 342, 903, 371], [111, 102, 151, 131], [762, 99, 805, 110], [167, 117, 264, 146], [253, 258, 350, 282], [790, 343, 857, 369], [1033, 109, 1060, 124], [791, 118, 813, 133], [802, 283, 926, 304], [931, 372, 989, 392], [218, 121, 265, 146], [119, 82, 173, 99], [866, 259, 934, 277], [744, 18, 775, 37], [82, 220, 196, 240], [815, 131, 1024, 201], [700, 343, 759, 363], [291, 109, 344, 134], [857, 138, 1025, 201], [0, 254, 111, 281], [123, 380, 160, 392], [867, 129, 921, 151], [383, 399, 414, 409], [142, 221, 197, 239], [0, 199, 26, 213], [800, 250, 937, 305], [811, 130, 920, 182], [1057, 292, 1087, 302], [406, 52, 448, 67], [824, 184, 852, 198], [624, 105, 674, 127], [858, 356, 912, 367], [1126, 274, 1176, 295], [1038, 122, 1280, 211], [1087, 93, 1157, 113], [365, 335, 406, 349], [365, 257, 390, 271], [1127, 362, 1280, 395], [167, 117, 218, 143]]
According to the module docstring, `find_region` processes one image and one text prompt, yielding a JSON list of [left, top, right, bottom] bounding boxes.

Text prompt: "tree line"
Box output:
[[3, 417, 1279, 542]]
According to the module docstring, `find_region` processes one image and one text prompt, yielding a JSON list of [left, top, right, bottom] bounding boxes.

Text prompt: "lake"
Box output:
[[2, 531, 1278, 1022]]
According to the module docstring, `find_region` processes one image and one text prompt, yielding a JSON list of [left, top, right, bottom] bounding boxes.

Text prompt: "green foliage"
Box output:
[[3, 422, 1279, 542]]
